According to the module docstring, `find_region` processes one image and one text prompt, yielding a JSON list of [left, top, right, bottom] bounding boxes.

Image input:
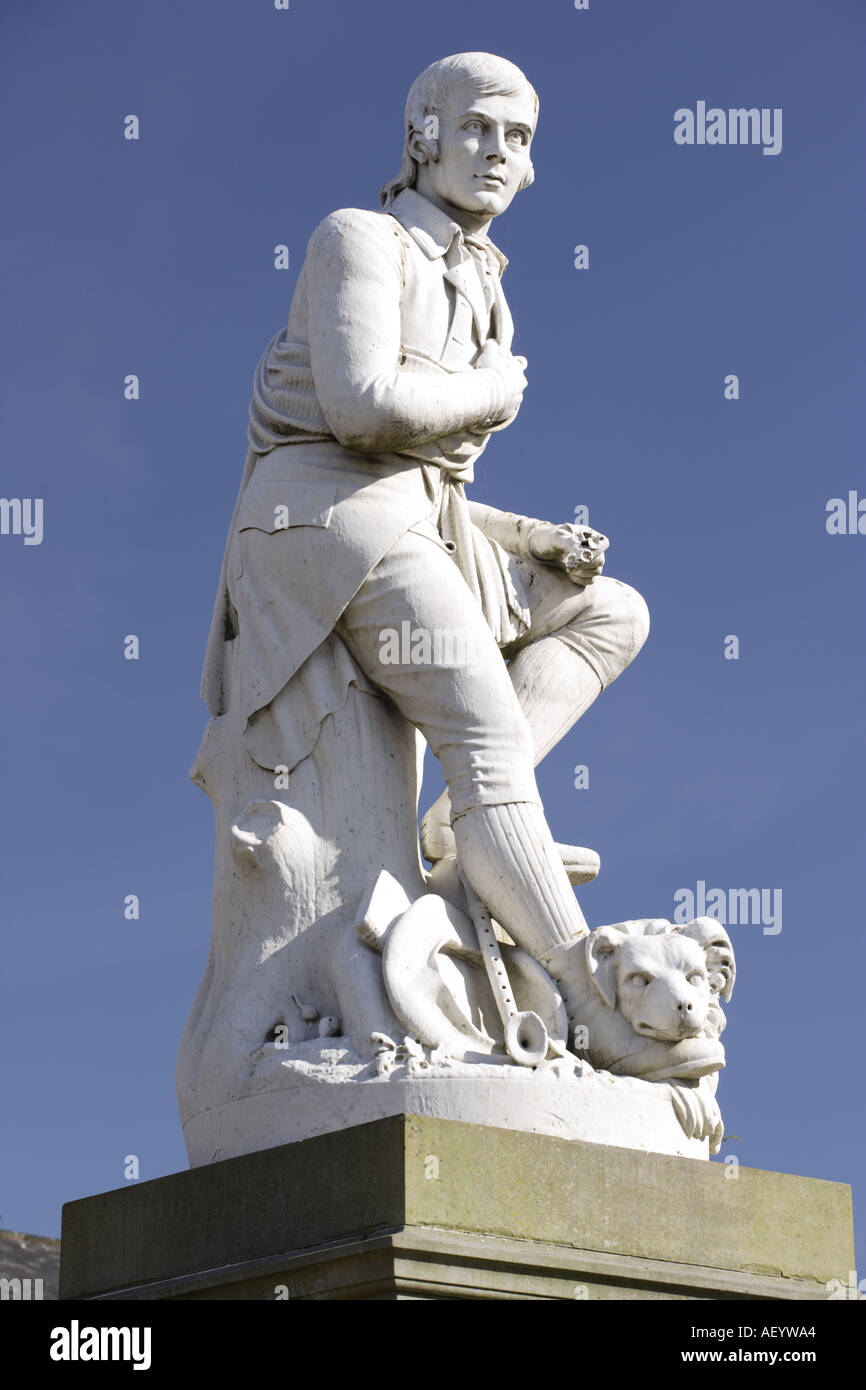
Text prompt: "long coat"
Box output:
[[200, 187, 520, 757]]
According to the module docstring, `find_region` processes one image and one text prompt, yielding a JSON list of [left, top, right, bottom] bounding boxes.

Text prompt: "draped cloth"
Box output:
[[437, 477, 529, 648]]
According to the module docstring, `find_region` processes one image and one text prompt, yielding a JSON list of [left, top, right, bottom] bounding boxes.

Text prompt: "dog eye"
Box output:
[[686, 971, 706, 985], [626, 973, 650, 987]]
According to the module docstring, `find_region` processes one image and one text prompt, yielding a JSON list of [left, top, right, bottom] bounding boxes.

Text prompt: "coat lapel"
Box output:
[[386, 190, 513, 355]]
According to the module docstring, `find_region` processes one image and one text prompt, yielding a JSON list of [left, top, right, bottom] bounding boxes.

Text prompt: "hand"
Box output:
[[475, 341, 528, 423], [527, 522, 609, 584]]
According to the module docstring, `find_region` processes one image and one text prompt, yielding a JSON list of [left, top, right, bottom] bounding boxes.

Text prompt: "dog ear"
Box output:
[[679, 917, 736, 1001], [585, 926, 625, 1010], [705, 942, 735, 1002]]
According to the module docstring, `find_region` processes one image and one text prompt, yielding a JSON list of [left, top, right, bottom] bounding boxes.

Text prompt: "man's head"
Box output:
[[380, 53, 538, 227]]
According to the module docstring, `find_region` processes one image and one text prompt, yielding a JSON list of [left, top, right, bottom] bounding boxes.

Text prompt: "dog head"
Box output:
[[585, 918, 735, 1044]]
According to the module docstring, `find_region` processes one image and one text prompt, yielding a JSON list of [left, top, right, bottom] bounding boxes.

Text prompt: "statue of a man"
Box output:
[[201, 52, 649, 1009]]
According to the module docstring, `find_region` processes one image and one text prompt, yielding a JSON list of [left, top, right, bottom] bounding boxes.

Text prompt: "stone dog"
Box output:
[[568, 918, 736, 1081]]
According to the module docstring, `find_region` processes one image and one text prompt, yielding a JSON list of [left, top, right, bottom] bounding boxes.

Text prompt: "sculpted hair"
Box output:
[[379, 52, 539, 208]]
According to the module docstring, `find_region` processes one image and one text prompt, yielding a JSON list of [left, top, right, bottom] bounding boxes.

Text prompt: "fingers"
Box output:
[[475, 341, 503, 368], [572, 525, 609, 549], [567, 570, 603, 587], [565, 557, 605, 585], [482, 345, 528, 375]]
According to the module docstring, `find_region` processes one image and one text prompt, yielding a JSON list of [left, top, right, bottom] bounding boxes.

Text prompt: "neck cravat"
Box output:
[[462, 232, 498, 314]]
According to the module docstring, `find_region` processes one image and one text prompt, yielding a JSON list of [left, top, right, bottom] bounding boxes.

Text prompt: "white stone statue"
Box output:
[[178, 53, 735, 1166]]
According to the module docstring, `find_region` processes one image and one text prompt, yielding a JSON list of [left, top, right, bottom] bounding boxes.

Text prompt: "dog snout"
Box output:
[[631, 980, 707, 1041], [672, 988, 707, 1036], [673, 997, 700, 1037]]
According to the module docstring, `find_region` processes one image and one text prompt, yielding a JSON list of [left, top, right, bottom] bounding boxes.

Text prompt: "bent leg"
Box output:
[[507, 569, 651, 761], [422, 570, 651, 853], [335, 525, 589, 955]]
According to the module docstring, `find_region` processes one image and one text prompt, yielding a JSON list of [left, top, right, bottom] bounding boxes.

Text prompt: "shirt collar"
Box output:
[[387, 187, 508, 276]]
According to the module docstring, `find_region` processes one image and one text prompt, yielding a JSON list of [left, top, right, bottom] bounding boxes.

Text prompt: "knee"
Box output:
[[562, 572, 649, 632], [610, 579, 650, 657], [561, 575, 650, 685]]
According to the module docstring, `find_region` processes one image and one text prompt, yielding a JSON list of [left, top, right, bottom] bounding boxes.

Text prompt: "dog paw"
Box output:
[[668, 1080, 722, 1144]]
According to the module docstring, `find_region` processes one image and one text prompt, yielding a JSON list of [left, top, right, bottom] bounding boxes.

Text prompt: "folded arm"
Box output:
[[304, 209, 511, 452]]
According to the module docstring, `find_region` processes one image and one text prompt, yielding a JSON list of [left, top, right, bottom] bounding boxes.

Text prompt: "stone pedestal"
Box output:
[[183, 1068, 711, 1166], [60, 1116, 854, 1301]]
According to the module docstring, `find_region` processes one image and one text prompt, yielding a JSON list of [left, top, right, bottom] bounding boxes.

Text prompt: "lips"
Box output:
[[636, 1017, 703, 1042]]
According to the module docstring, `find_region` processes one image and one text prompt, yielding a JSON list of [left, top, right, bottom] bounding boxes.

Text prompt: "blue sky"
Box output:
[[1, 0, 864, 1272]]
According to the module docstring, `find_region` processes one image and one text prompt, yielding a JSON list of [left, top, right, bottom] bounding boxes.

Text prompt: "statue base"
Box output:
[[182, 1061, 709, 1165], [60, 1116, 853, 1301]]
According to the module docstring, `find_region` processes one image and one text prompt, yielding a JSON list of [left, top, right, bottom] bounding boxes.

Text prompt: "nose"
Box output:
[[677, 1000, 693, 1015], [485, 128, 508, 162]]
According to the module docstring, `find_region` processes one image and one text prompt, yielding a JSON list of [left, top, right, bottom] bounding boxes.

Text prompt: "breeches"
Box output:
[[335, 520, 649, 818]]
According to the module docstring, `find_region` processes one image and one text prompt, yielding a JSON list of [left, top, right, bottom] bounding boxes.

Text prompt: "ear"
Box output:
[[408, 128, 439, 167], [705, 941, 735, 1002], [518, 161, 535, 191], [678, 918, 736, 1002], [585, 926, 625, 1011]]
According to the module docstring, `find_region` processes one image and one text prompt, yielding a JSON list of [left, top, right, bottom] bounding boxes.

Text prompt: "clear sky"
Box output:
[[2, 0, 864, 1272]]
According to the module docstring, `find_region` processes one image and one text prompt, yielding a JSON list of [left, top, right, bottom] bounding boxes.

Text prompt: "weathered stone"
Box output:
[[59, 1117, 854, 1301]]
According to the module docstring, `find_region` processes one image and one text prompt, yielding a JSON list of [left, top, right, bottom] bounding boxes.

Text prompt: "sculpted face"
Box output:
[[614, 937, 711, 1043], [412, 78, 536, 229], [587, 927, 715, 1044]]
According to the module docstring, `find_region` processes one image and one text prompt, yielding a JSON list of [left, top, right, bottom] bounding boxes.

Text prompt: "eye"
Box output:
[[463, 119, 485, 135], [686, 970, 706, 985], [507, 129, 528, 146], [625, 973, 650, 988]]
